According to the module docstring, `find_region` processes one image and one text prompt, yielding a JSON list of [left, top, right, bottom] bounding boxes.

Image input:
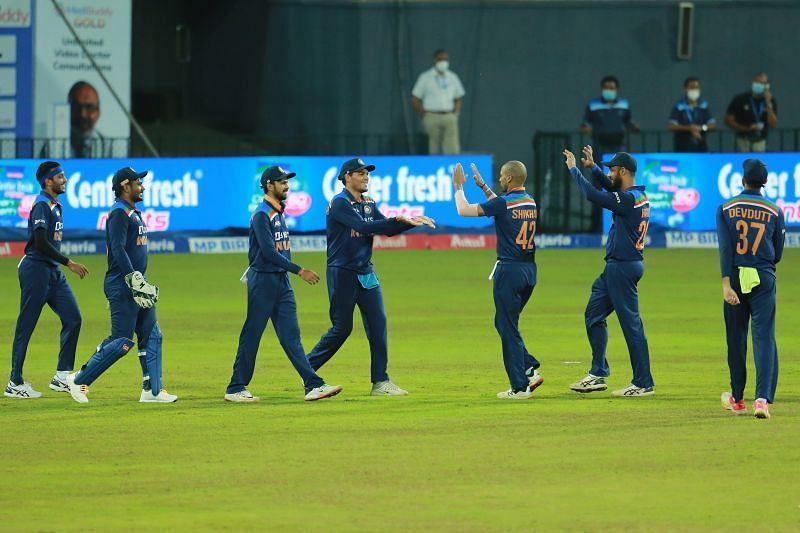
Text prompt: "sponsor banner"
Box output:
[[0, 240, 25, 256], [0, 155, 493, 232], [603, 153, 800, 232], [33, 0, 131, 156], [188, 236, 248, 254], [0, 0, 33, 151]]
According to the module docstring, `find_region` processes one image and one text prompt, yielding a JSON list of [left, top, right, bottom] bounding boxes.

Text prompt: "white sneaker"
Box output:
[[65, 373, 89, 404], [497, 388, 533, 400], [371, 380, 408, 396], [527, 369, 544, 392], [304, 384, 343, 401], [140, 389, 178, 403], [611, 383, 654, 397], [49, 374, 70, 393], [224, 389, 260, 403], [570, 374, 608, 393], [4, 380, 43, 399]]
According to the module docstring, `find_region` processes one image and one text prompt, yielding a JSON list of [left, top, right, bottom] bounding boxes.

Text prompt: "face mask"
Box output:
[[686, 89, 701, 101], [435, 60, 449, 73], [602, 89, 617, 101], [751, 82, 766, 95]]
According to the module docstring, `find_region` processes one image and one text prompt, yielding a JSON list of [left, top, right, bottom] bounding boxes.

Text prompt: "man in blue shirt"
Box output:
[[667, 77, 716, 152], [225, 166, 343, 402], [581, 76, 640, 156], [563, 147, 654, 397], [5, 161, 89, 399], [452, 161, 544, 399], [306, 158, 435, 395], [716, 159, 785, 419], [66, 167, 177, 404]]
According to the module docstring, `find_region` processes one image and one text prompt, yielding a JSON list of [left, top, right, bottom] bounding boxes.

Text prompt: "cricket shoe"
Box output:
[[753, 398, 770, 419], [371, 381, 408, 396], [304, 384, 343, 401], [49, 374, 70, 393], [721, 392, 746, 415], [140, 389, 178, 403], [570, 374, 608, 393], [4, 380, 43, 399], [497, 388, 533, 400], [224, 389, 260, 403], [527, 369, 544, 392], [65, 373, 89, 404], [611, 383, 655, 397]]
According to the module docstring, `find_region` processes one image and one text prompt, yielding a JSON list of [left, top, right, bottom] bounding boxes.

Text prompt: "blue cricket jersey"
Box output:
[[24, 191, 64, 267], [249, 196, 301, 274], [479, 188, 537, 263], [326, 189, 410, 274], [106, 199, 148, 282], [570, 166, 650, 262], [716, 190, 785, 278]]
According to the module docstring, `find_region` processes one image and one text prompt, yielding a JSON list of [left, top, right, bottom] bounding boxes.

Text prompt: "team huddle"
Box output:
[[5, 151, 785, 418]]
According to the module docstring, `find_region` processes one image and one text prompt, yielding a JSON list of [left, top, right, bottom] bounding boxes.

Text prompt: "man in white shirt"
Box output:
[[411, 49, 465, 154]]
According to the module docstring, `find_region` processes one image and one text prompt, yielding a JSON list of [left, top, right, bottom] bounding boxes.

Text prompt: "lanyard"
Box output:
[[683, 99, 696, 124], [749, 97, 765, 122]]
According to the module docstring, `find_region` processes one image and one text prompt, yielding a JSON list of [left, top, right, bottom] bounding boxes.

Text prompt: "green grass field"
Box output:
[[1, 248, 798, 531]]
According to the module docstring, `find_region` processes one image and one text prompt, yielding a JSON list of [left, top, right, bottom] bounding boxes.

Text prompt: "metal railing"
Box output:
[[531, 128, 800, 233], [0, 133, 429, 159]]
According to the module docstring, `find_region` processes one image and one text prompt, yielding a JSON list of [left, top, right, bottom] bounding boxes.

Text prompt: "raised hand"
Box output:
[[563, 149, 577, 170], [580, 145, 595, 168], [470, 163, 486, 188], [452, 163, 467, 189]]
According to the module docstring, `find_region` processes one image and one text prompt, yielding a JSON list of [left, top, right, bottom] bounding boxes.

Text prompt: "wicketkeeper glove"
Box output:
[[125, 271, 159, 309]]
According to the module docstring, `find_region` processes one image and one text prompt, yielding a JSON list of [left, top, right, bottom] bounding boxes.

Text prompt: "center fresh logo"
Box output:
[[672, 188, 700, 213], [285, 192, 312, 217]]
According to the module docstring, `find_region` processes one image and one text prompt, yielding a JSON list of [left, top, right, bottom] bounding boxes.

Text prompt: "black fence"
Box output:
[[0, 133, 429, 159], [531, 128, 800, 233]]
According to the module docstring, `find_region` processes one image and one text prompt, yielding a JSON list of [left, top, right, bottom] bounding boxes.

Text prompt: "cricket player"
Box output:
[[452, 161, 544, 399], [65, 167, 177, 404], [716, 159, 785, 419], [563, 147, 654, 396], [225, 166, 343, 402], [5, 162, 89, 398], [306, 158, 435, 395]]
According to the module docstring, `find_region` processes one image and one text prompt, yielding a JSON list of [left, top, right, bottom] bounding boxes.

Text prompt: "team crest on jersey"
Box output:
[[364, 205, 372, 215]]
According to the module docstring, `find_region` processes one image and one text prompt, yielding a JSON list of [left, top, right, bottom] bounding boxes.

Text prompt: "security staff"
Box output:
[[581, 76, 640, 156], [452, 161, 544, 399], [564, 147, 654, 397], [716, 159, 785, 419], [6, 161, 88, 399], [66, 167, 177, 404], [225, 166, 342, 402], [306, 158, 435, 395]]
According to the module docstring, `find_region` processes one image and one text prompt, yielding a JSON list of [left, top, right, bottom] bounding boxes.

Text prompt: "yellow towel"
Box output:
[[739, 267, 760, 294]]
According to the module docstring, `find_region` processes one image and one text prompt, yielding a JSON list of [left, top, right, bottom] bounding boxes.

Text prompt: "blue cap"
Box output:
[[743, 158, 768, 184], [338, 158, 376, 182], [601, 152, 637, 174], [112, 167, 147, 190], [260, 166, 296, 189]]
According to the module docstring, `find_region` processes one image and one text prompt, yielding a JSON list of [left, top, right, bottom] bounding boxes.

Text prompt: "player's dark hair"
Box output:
[[36, 161, 61, 182], [433, 48, 447, 58], [683, 76, 699, 87], [600, 75, 619, 87]]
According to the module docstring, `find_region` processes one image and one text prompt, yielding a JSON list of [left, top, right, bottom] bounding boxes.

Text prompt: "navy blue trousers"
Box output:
[[10, 257, 81, 385], [585, 261, 653, 388], [307, 267, 390, 383], [75, 278, 156, 386], [724, 271, 779, 403], [227, 270, 324, 394], [492, 262, 540, 392]]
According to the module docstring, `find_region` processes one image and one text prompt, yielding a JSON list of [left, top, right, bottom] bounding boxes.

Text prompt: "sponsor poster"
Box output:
[[0, 0, 33, 156], [0, 155, 494, 232], [33, 0, 131, 158], [603, 153, 800, 232]]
